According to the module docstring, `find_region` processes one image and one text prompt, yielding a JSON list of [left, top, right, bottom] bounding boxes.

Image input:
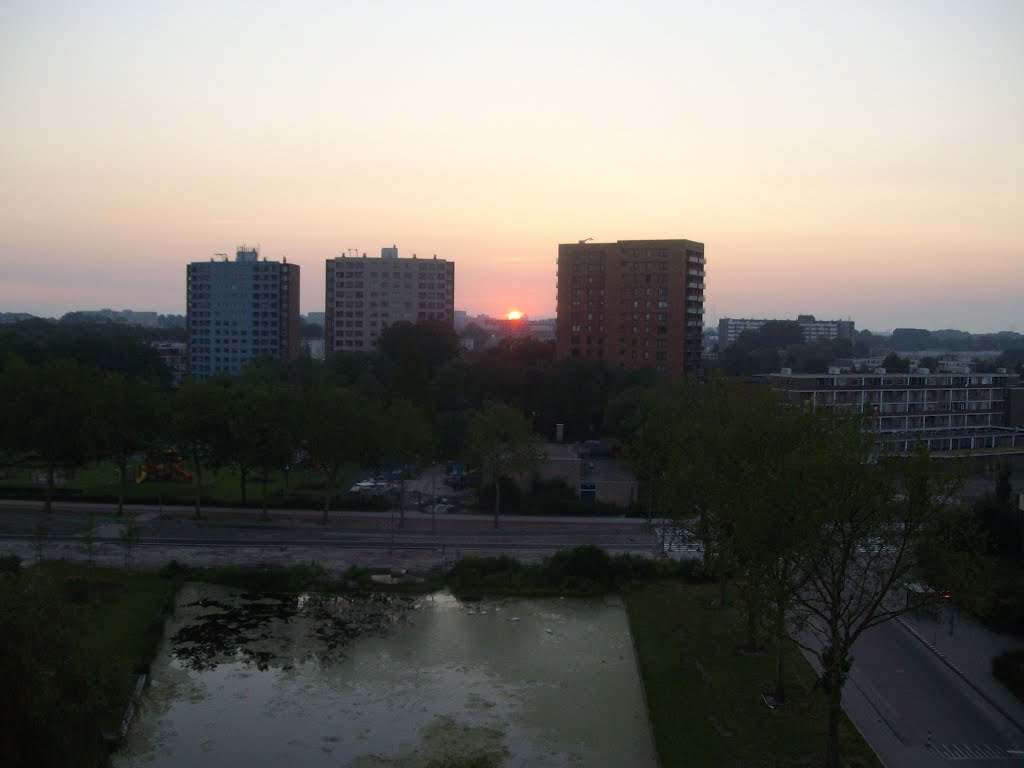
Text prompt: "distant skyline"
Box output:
[[2, 1, 1022, 333]]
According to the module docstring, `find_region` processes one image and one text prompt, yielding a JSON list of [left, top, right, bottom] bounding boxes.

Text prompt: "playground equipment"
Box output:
[[136, 450, 193, 483]]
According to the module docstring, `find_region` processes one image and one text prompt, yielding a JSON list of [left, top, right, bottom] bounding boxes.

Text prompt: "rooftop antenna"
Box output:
[[578, 237, 593, 245], [347, 248, 359, 257]]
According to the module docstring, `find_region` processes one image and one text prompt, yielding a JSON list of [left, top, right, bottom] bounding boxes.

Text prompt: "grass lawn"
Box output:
[[0, 460, 364, 510], [625, 581, 880, 768]]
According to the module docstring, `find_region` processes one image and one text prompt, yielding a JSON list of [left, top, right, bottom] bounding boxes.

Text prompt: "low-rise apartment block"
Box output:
[[766, 368, 1024, 454]]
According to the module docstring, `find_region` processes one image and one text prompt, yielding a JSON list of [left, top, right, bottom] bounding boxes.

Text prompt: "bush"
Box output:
[[447, 555, 543, 594], [993, 649, 1024, 703], [342, 565, 372, 588], [188, 562, 328, 593], [426, 755, 501, 768], [542, 545, 615, 591], [158, 559, 192, 579], [62, 576, 89, 604], [449, 548, 712, 596], [454, 556, 523, 577]]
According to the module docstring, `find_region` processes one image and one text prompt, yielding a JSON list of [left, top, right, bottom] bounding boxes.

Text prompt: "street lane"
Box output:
[[849, 619, 1024, 766]]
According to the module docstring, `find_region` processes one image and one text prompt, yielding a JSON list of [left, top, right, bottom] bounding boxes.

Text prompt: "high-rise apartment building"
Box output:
[[325, 246, 455, 353], [186, 247, 300, 380], [555, 239, 705, 375]]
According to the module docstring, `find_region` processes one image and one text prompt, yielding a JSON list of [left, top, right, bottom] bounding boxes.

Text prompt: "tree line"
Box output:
[[716, 320, 1024, 377], [0, 319, 638, 524], [629, 379, 968, 768]]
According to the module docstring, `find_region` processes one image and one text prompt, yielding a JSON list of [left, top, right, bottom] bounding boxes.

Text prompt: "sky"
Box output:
[[1, 1, 1022, 333]]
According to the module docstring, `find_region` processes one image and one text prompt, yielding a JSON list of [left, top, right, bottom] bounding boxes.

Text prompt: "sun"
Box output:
[[506, 310, 523, 320]]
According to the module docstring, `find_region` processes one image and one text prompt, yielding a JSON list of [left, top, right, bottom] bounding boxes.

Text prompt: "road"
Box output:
[[844, 618, 1024, 766], [0, 499, 662, 572]]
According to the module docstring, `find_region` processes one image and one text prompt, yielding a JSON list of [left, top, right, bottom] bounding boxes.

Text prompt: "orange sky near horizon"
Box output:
[[1, 1, 1022, 332]]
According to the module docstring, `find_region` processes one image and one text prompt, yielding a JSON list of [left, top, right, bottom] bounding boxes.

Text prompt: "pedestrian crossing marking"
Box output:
[[934, 743, 1023, 761]]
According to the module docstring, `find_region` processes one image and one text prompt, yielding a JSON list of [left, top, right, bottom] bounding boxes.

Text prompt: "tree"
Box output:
[[378, 320, 458, 375], [0, 359, 102, 513], [170, 380, 231, 518], [631, 379, 961, 734], [119, 511, 139, 570], [385, 399, 438, 529], [632, 378, 746, 583], [303, 387, 386, 524], [731, 407, 833, 701], [79, 514, 97, 566], [465, 403, 543, 529], [460, 321, 491, 351], [235, 385, 301, 519], [793, 439, 956, 768], [881, 352, 910, 373], [0, 317, 171, 386], [753, 321, 805, 349], [96, 372, 162, 517]]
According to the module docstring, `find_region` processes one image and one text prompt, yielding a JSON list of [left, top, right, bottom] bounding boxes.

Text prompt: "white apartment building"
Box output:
[[766, 369, 1023, 454], [325, 246, 455, 353], [718, 315, 854, 348]]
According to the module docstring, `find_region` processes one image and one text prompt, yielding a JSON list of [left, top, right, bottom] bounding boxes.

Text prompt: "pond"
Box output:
[[116, 584, 657, 767]]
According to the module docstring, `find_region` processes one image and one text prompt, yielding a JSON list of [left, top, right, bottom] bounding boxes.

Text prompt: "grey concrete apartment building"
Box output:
[[325, 246, 455, 354], [718, 315, 854, 348], [186, 247, 300, 380]]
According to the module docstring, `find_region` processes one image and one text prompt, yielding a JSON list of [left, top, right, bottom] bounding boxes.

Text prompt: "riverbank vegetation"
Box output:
[[0, 552, 882, 768], [0, 558, 176, 768]]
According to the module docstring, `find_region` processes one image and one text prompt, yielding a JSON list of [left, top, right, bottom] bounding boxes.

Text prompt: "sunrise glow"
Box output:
[[1, 3, 1022, 330], [507, 311, 523, 321]]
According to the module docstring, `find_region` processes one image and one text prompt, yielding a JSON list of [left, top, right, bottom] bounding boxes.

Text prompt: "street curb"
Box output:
[[896, 617, 1024, 735]]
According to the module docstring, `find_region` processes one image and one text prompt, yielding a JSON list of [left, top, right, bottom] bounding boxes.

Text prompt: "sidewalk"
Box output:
[[899, 604, 1024, 738]]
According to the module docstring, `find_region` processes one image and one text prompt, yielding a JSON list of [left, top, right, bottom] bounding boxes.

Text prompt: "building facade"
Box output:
[[718, 315, 854, 348], [186, 247, 300, 380], [766, 369, 1024, 454], [325, 247, 455, 353], [555, 239, 705, 375], [149, 341, 188, 387]]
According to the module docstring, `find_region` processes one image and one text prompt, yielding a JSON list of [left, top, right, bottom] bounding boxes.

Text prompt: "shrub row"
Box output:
[[448, 545, 708, 595]]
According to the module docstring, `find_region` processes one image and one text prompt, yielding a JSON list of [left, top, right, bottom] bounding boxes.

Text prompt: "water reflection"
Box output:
[[117, 585, 656, 768], [171, 591, 414, 671]]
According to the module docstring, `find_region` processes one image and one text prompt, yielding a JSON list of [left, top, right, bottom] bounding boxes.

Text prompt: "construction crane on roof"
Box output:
[[578, 237, 593, 245]]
